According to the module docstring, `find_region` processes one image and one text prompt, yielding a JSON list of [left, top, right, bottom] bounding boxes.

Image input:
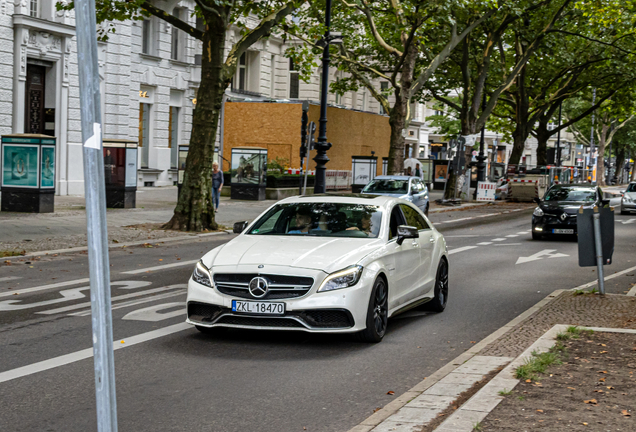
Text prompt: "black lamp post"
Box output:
[[313, 0, 342, 194], [475, 94, 487, 182], [556, 101, 562, 166]]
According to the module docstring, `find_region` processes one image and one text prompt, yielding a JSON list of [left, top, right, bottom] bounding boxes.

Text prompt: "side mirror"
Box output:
[[396, 225, 418, 245], [233, 221, 249, 234], [533, 197, 541, 205]]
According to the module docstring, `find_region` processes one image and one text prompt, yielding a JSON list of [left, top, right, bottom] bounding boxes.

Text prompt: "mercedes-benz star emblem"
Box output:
[[249, 277, 269, 298], [560, 213, 567, 221], [258, 264, 264, 269]]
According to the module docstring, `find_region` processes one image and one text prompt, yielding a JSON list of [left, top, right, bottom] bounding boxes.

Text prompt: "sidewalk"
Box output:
[[349, 278, 636, 432], [0, 186, 523, 256]]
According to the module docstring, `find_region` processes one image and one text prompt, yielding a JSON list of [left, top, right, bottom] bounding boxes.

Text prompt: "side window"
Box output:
[[400, 204, 430, 230], [411, 180, 421, 193]]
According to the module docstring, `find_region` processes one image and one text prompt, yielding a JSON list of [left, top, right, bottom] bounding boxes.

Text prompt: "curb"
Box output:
[[346, 288, 566, 432], [436, 324, 636, 431], [2, 230, 234, 260]]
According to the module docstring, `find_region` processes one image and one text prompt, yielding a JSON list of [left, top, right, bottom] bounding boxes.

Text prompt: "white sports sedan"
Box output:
[[186, 194, 449, 342]]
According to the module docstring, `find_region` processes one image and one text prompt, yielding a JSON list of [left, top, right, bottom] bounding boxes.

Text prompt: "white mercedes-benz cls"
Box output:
[[186, 194, 449, 342]]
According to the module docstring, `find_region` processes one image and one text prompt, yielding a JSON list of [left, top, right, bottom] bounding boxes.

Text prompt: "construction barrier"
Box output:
[[508, 179, 539, 202], [326, 170, 352, 190], [476, 182, 496, 202]]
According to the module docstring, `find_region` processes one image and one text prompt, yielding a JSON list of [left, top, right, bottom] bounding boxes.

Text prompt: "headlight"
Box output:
[[318, 265, 363, 292], [624, 196, 633, 203], [192, 261, 213, 288], [533, 207, 544, 217]]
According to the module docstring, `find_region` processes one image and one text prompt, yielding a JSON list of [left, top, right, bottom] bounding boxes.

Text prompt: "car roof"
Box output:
[[371, 175, 418, 180], [277, 193, 400, 207]]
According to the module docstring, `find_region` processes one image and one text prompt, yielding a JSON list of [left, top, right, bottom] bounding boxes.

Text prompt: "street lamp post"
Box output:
[[313, 0, 334, 194], [475, 94, 487, 183], [556, 101, 562, 167]]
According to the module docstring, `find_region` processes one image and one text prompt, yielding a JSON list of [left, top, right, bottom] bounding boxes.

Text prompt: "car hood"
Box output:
[[205, 235, 383, 273], [625, 192, 636, 200], [541, 201, 594, 215]]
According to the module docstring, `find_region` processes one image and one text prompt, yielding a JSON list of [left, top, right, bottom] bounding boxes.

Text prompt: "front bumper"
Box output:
[[186, 265, 374, 333], [532, 214, 578, 234], [622, 201, 636, 212]]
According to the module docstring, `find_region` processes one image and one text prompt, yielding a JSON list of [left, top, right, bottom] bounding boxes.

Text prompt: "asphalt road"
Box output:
[[1, 209, 635, 432]]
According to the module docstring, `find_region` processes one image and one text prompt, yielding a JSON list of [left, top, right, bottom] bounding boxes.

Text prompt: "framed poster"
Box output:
[[125, 148, 138, 187], [231, 148, 267, 185], [434, 164, 448, 183], [40, 146, 56, 188], [2, 144, 39, 188]]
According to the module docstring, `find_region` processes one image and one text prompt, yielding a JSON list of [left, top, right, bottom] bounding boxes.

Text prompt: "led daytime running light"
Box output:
[[192, 261, 213, 288], [318, 265, 363, 292]]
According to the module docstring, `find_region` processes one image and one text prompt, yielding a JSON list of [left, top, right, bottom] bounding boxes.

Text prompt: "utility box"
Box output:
[[1, 134, 56, 213], [577, 206, 614, 266], [103, 139, 138, 208]]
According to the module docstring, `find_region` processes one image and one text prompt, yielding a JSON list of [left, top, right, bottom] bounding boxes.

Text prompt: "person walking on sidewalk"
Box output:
[[212, 162, 223, 212]]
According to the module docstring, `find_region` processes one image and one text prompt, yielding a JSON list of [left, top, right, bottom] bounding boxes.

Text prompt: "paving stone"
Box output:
[[436, 409, 488, 432], [371, 420, 424, 432], [389, 407, 439, 423], [461, 393, 505, 413], [423, 382, 474, 397], [437, 372, 484, 385], [405, 394, 456, 410]]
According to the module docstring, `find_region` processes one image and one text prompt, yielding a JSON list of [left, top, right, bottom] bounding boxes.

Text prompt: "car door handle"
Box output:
[[429, 237, 435, 243], [412, 240, 419, 247]]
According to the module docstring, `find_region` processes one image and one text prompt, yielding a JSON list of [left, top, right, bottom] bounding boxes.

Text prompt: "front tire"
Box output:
[[424, 259, 449, 313], [358, 277, 389, 343]]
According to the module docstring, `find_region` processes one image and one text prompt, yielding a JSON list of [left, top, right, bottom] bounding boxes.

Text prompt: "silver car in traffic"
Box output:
[[362, 176, 430, 215]]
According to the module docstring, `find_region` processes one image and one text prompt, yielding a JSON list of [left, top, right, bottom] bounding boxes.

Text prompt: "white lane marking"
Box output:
[[495, 243, 522, 246], [571, 264, 636, 293], [0, 322, 191, 384], [505, 235, 519, 238], [516, 249, 569, 265], [121, 259, 198, 275], [476, 242, 493, 246], [0, 277, 21, 282], [516, 232, 528, 235], [0, 281, 151, 312], [491, 238, 506, 241], [71, 290, 185, 316], [38, 284, 186, 315], [476, 213, 499, 218], [620, 218, 636, 225], [122, 302, 184, 322], [0, 278, 89, 299], [448, 246, 478, 255], [444, 235, 481, 238]]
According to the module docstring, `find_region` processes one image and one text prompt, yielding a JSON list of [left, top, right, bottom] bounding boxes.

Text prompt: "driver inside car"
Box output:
[[288, 208, 314, 234], [346, 212, 373, 236]]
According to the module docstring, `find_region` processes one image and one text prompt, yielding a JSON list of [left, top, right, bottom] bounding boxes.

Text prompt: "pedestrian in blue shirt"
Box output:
[[211, 162, 223, 212]]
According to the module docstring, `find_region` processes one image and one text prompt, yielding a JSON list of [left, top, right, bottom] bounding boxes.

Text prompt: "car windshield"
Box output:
[[247, 203, 383, 238], [362, 179, 408, 194], [626, 183, 636, 193], [544, 187, 596, 202]]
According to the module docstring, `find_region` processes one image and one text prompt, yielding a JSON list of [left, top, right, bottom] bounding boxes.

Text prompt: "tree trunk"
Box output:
[[596, 123, 608, 187], [163, 23, 227, 231], [387, 43, 417, 175], [631, 151, 636, 182], [534, 121, 551, 167]]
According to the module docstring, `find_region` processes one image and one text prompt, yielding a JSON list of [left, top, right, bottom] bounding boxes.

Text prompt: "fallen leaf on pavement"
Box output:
[[525, 379, 532, 383], [584, 399, 598, 404], [582, 422, 588, 426], [537, 409, 544, 413], [607, 386, 615, 390], [599, 377, 606, 382], [386, 391, 394, 395], [598, 370, 608, 374], [600, 351, 608, 354], [622, 410, 631, 417], [567, 387, 576, 390]]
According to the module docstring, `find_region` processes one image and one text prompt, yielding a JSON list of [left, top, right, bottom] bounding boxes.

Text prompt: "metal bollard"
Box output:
[[592, 207, 605, 295]]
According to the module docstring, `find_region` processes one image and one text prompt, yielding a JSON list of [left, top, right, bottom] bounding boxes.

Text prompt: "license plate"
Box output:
[[552, 229, 574, 234], [232, 300, 285, 315]]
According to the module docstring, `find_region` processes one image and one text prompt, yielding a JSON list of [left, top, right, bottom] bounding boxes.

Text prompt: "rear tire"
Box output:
[[424, 259, 449, 313], [358, 277, 389, 343], [424, 203, 430, 217]]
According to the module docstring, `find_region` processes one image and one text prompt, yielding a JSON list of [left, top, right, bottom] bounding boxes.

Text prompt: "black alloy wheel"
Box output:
[[425, 259, 448, 313], [358, 277, 388, 343]]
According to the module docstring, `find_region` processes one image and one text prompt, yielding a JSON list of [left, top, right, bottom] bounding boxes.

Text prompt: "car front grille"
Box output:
[[215, 315, 305, 328], [294, 309, 354, 328], [213, 273, 314, 300]]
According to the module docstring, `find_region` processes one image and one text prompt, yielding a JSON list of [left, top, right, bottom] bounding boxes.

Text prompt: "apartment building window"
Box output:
[[237, 52, 247, 90], [194, 17, 205, 65], [289, 58, 299, 99], [142, 19, 154, 55], [169, 106, 179, 168], [29, 0, 38, 17], [139, 103, 151, 168], [379, 81, 389, 114], [171, 8, 185, 61]]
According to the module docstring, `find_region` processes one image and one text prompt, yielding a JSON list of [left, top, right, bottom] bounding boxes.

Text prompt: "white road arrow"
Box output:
[[122, 302, 184, 322], [620, 218, 636, 225], [516, 249, 569, 265]]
